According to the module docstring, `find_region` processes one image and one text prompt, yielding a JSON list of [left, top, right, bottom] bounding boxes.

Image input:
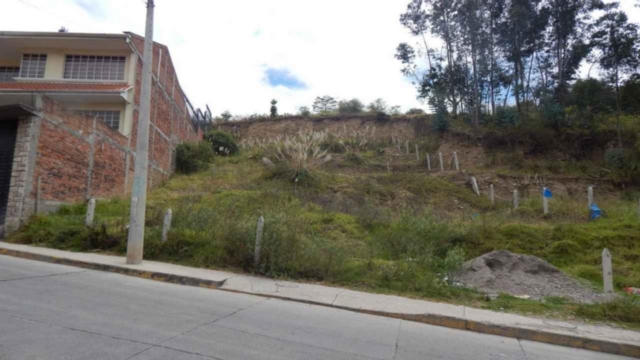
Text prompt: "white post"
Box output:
[[36, 176, 42, 214], [453, 152, 460, 171], [588, 186, 594, 208], [602, 248, 614, 296], [513, 190, 519, 210], [471, 177, 480, 196], [427, 154, 431, 171], [127, 0, 155, 265], [85, 198, 96, 227], [415, 145, 419, 161], [439, 152, 444, 172], [489, 184, 495, 206], [254, 216, 265, 266], [543, 187, 549, 215], [161, 209, 172, 242]]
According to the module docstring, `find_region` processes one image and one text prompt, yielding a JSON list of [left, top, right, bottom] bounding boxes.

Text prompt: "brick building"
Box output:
[[0, 31, 208, 236]]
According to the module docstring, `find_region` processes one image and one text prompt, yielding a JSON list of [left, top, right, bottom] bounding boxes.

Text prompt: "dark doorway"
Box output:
[[0, 120, 18, 227]]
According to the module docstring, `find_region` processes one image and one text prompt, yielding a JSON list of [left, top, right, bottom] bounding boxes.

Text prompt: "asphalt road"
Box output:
[[0, 255, 632, 360]]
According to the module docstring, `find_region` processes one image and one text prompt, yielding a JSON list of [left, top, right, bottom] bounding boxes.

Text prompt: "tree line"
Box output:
[[395, 0, 640, 144]]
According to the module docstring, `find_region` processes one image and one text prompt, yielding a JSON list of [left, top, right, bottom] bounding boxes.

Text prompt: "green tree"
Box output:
[[338, 99, 365, 114], [620, 75, 640, 115], [591, 6, 640, 146], [312, 96, 338, 113], [543, 0, 593, 105], [270, 99, 278, 118], [298, 106, 311, 117], [496, 0, 548, 113], [367, 98, 388, 113], [406, 108, 426, 115], [221, 111, 232, 122]]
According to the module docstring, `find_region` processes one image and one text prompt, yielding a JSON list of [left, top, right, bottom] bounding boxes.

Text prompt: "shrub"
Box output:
[[338, 99, 365, 114], [604, 148, 640, 184], [176, 142, 213, 174], [406, 108, 425, 115], [298, 106, 311, 117], [494, 107, 520, 128], [432, 111, 449, 132], [205, 130, 239, 155]]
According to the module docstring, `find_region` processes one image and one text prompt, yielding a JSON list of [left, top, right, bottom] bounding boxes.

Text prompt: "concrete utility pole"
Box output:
[[127, 0, 155, 265]]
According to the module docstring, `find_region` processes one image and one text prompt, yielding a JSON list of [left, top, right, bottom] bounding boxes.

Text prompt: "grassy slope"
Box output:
[[9, 146, 640, 328]]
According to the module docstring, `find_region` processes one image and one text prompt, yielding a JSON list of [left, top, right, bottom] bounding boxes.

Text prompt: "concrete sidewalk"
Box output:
[[1, 241, 639, 358]]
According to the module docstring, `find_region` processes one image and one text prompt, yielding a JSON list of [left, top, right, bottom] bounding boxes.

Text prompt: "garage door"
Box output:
[[0, 120, 17, 226]]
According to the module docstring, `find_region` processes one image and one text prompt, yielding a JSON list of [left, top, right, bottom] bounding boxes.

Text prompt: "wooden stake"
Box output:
[[588, 186, 594, 208], [439, 152, 444, 172], [427, 154, 431, 171], [415, 145, 419, 161], [513, 190, 519, 210], [543, 187, 549, 215]]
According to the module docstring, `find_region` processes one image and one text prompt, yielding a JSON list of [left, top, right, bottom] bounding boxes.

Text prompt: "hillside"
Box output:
[[8, 116, 640, 328]]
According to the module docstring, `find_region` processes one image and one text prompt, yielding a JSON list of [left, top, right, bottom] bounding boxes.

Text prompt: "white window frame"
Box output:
[[64, 55, 126, 81], [19, 54, 47, 79], [78, 110, 122, 131], [0, 67, 20, 82]]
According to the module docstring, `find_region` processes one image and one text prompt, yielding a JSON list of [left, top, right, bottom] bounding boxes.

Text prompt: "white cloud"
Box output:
[[5, 0, 426, 116], [5, 0, 640, 116]]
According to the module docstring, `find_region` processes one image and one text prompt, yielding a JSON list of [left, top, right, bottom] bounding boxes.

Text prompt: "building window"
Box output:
[[19, 54, 47, 78], [64, 55, 126, 80], [79, 110, 121, 130], [0, 67, 20, 82]]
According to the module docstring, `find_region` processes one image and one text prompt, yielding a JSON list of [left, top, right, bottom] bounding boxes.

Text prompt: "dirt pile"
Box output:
[[456, 250, 604, 303]]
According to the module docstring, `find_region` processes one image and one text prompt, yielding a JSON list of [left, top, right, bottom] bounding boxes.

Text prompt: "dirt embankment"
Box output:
[[218, 114, 431, 142]]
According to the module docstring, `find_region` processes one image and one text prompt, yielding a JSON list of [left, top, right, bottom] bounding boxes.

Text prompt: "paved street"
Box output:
[[0, 255, 632, 360]]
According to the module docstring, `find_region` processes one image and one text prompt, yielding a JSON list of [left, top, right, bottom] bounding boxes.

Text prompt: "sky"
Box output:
[[4, 0, 640, 117]]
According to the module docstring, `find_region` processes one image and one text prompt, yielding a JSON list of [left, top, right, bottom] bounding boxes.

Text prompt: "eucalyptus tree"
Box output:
[[590, 4, 640, 146], [543, 0, 594, 105]]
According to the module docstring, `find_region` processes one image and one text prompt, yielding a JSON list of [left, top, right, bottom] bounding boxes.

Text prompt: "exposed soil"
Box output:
[[457, 250, 606, 303]]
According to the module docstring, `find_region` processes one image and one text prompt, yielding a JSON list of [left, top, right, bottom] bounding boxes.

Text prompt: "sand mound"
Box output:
[[456, 250, 604, 303]]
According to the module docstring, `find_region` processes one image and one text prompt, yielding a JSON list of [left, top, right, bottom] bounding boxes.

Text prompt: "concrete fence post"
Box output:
[[254, 216, 265, 266], [405, 141, 409, 155], [489, 184, 495, 206], [162, 209, 172, 242], [427, 154, 431, 171], [415, 145, 419, 162], [453, 152, 460, 171], [439, 152, 444, 172], [602, 248, 614, 296], [36, 176, 42, 214], [543, 187, 550, 215], [471, 177, 480, 196], [588, 186, 594, 208], [513, 190, 519, 210], [85, 198, 96, 227]]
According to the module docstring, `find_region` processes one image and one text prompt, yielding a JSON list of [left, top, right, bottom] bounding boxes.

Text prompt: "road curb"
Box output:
[[0, 248, 224, 289], [2, 248, 638, 358]]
